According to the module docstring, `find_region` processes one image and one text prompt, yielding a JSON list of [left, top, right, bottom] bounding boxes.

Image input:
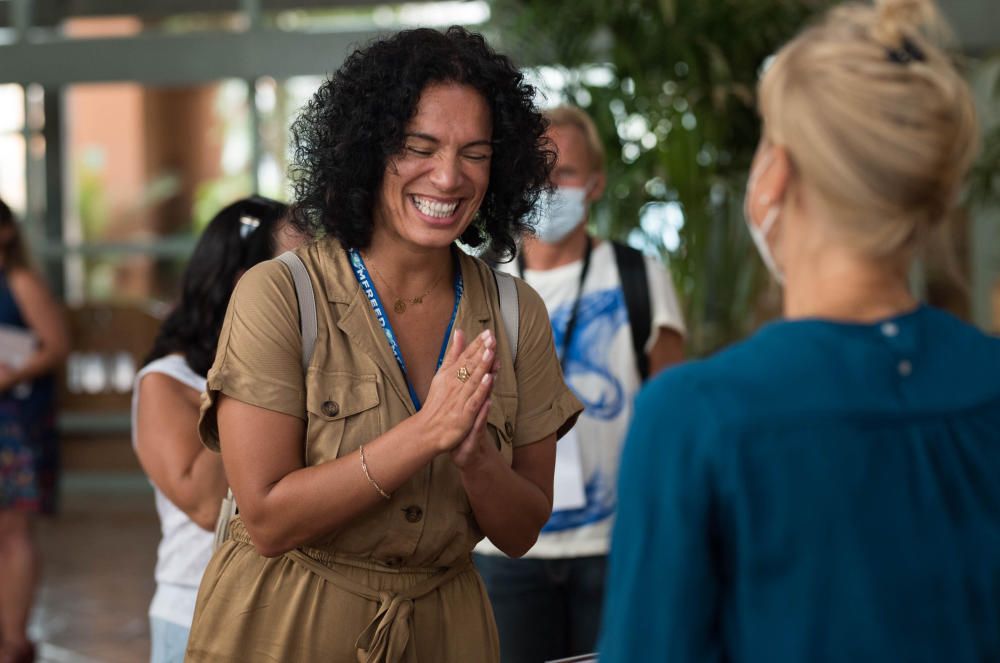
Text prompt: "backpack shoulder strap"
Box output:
[[493, 269, 520, 364], [276, 251, 318, 370], [216, 251, 317, 552], [611, 241, 651, 381]]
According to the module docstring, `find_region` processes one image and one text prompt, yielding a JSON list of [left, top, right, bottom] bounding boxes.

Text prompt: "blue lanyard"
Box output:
[[348, 248, 463, 411]]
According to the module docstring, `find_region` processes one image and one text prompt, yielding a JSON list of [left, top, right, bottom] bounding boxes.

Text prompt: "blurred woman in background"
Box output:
[[0, 198, 69, 663], [131, 196, 297, 663], [601, 1, 1000, 661]]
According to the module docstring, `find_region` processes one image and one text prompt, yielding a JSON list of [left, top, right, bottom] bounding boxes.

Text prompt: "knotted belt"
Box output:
[[286, 548, 472, 663]]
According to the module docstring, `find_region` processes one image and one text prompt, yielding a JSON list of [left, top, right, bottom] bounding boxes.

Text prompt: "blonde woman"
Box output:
[[601, 1, 999, 661]]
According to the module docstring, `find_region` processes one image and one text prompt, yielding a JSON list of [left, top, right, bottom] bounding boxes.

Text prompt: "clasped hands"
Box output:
[[416, 329, 500, 470]]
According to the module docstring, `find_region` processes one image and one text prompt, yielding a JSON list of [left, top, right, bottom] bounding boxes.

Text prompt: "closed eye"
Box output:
[[406, 147, 433, 157]]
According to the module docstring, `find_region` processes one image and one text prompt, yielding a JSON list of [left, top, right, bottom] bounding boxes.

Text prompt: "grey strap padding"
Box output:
[[276, 251, 318, 371], [493, 269, 520, 363], [214, 252, 319, 553]]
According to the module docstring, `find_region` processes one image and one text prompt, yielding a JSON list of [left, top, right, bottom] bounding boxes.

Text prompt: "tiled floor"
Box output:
[[30, 473, 158, 663]]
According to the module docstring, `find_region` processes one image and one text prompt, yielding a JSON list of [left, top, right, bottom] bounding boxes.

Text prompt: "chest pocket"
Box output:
[[305, 370, 381, 465]]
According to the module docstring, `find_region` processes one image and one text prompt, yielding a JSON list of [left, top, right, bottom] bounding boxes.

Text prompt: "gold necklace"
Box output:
[[364, 254, 447, 314]]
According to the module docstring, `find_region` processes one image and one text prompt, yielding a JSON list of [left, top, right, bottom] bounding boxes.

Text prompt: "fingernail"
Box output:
[[483, 349, 492, 361], [482, 374, 492, 384], [480, 330, 490, 340]]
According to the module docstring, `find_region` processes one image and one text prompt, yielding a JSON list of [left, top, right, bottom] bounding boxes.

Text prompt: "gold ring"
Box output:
[[456, 366, 471, 383]]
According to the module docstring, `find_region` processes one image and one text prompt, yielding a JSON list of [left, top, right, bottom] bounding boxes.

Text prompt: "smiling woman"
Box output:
[[288, 27, 550, 260], [182, 27, 583, 663]]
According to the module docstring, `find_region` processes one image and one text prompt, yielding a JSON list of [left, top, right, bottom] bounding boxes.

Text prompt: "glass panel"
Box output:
[[256, 75, 322, 201], [76, 252, 190, 305], [0, 132, 26, 215], [26, 84, 45, 132], [0, 84, 25, 133], [63, 79, 252, 306]]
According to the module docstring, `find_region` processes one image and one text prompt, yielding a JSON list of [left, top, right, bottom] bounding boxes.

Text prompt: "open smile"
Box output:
[[410, 195, 462, 222]]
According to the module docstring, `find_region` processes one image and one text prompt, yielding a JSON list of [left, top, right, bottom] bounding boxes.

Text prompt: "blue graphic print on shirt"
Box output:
[[552, 287, 629, 421], [544, 286, 629, 531]]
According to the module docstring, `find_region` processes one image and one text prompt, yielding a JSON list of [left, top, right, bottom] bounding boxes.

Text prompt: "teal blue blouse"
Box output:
[[600, 305, 1000, 662]]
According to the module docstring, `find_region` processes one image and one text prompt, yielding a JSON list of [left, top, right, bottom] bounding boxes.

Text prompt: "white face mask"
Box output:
[[531, 186, 588, 244], [743, 152, 785, 284]]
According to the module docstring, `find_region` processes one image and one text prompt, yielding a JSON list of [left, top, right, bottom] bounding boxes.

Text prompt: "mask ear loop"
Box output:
[[759, 204, 781, 237], [744, 149, 786, 284], [581, 173, 602, 199]]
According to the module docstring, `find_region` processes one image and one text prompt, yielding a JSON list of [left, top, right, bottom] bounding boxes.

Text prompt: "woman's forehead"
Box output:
[[407, 83, 492, 140]]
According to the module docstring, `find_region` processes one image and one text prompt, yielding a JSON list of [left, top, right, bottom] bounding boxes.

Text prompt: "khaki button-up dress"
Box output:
[[184, 239, 582, 663]]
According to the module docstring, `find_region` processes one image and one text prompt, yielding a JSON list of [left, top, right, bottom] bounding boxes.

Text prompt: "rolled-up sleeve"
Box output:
[[198, 260, 305, 451]]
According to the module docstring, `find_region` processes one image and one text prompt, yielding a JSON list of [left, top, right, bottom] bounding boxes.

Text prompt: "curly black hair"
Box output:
[[144, 196, 288, 376], [288, 26, 552, 260]]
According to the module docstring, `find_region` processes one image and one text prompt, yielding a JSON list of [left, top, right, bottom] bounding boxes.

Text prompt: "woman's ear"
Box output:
[[587, 170, 607, 203], [748, 143, 792, 228]]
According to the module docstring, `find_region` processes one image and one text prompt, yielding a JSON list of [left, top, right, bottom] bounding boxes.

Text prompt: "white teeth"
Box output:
[[413, 196, 459, 218]]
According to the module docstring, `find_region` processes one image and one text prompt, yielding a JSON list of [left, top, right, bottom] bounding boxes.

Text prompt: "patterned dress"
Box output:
[[0, 270, 58, 514]]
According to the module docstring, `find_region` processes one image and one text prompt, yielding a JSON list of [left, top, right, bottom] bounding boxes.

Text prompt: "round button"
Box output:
[[321, 400, 340, 417], [881, 322, 899, 338], [403, 505, 423, 523], [504, 421, 514, 439], [897, 359, 912, 377]]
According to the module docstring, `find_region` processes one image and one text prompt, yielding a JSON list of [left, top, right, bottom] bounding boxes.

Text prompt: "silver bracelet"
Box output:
[[359, 444, 391, 500]]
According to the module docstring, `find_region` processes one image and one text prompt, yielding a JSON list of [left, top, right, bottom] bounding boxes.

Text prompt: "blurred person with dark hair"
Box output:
[[184, 26, 582, 663], [131, 196, 297, 663], [601, 1, 1000, 661], [0, 198, 69, 663]]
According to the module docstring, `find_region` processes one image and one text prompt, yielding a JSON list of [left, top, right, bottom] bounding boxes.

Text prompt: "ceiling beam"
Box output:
[[0, 28, 383, 85], [4, 0, 410, 25]]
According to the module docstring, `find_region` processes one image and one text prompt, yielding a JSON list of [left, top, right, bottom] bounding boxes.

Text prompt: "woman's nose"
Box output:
[[428, 154, 463, 191]]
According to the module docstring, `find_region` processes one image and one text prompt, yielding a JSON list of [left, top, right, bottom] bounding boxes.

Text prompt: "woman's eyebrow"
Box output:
[[405, 133, 494, 149], [405, 132, 439, 143]]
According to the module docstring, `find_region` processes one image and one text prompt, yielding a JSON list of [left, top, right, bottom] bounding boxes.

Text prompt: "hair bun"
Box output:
[[873, 0, 944, 48]]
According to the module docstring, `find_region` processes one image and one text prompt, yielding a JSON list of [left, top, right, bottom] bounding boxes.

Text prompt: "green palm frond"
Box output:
[[491, 0, 832, 354]]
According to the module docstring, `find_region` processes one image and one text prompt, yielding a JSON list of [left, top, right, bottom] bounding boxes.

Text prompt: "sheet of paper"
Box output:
[[552, 427, 587, 511], [0, 323, 35, 369]]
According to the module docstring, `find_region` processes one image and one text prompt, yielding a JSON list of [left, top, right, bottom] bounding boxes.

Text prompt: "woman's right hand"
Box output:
[[416, 328, 497, 453]]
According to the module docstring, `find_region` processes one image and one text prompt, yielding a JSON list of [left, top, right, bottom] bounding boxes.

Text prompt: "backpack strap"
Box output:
[[493, 269, 520, 364], [214, 251, 318, 553], [276, 251, 318, 370], [611, 241, 651, 381]]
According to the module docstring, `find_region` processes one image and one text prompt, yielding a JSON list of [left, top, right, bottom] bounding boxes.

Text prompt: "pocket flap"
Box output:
[[306, 372, 380, 421]]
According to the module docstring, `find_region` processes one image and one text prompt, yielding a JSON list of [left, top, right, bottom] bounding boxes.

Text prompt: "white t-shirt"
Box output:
[[130, 354, 214, 628], [478, 240, 685, 558]]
